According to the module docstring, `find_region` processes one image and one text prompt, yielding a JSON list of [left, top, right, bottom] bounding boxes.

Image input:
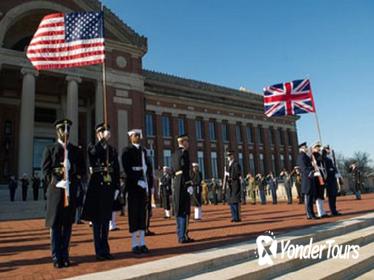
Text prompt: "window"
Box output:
[[147, 147, 156, 169], [269, 128, 274, 145], [163, 149, 172, 167], [178, 118, 185, 135], [246, 127, 254, 143], [197, 151, 205, 178], [271, 154, 276, 174], [249, 153, 256, 174], [222, 122, 229, 142], [209, 121, 216, 141], [162, 116, 170, 137], [236, 124, 242, 143], [238, 152, 244, 172], [279, 128, 285, 145], [33, 138, 54, 171], [35, 107, 56, 123], [259, 153, 265, 174], [195, 120, 203, 140], [256, 126, 264, 144], [145, 113, 154, 136], [211, 152, 218, 179], [280, 154, 285, 170]]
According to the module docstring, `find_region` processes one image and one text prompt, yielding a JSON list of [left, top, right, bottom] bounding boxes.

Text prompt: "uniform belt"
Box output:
[[53, 167, 64, 173], [175, 170, 183, 176], [89, 166, 114, 174]]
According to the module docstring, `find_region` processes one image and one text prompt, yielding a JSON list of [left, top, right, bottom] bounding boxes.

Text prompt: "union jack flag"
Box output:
[[26, 12, 105, 70], [263, 79, 316, 117]]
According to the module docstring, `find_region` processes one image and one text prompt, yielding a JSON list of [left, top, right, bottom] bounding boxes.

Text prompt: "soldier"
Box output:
[[8, 175, 17, 202], [266, 172, 278, 204], [41, 119, 83, 268], [121, 129, 151, 254], [160, 166, 172, 218], [20, 173, 29, 201], [32, 172, 41, 201], [350, 162, 362, 200], [191, 163, 203, 220], [145, 154, 155, 236], [322, 145, 342, 216], [226, 151, 242, 222], [280, 169, 292, 204], [172, 134, 194, 243], [290, 166, 303, 204], [297, 142, 317, 220], [245, 173, 257, 205], [311, 142, 328, 218], [81, 123, 120, 261]]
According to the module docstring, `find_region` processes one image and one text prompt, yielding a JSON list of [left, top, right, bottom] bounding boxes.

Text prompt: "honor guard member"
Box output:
[[121, 129, 151, 254], [172, 134, 194, 243], [145, 154, 155, 236], [350, 162, 362, 200], [312, 142, 328, 218], [191, 163, 203, 220], [322, 145, 342, 216], [160, 166, 172, 218], [81, 123, 120, 261], [297, 142, 317, 220], [226, 151, 242, 222], [41, 119, 83, 268]]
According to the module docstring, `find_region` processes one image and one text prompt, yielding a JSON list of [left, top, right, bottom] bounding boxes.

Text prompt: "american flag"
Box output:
[[26, 12, 105, 70], [263, 79, 316, 117]]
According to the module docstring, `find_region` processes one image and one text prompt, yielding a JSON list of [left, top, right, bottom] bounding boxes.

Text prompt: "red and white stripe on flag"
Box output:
[[26, 13, 105, 70]]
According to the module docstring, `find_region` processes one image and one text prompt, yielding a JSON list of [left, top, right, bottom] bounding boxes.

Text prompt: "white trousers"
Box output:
[[109, 211, 118, 230], [316, 199, 326, 217], [164, 209, 171, 218], [194, 207, 202, 220]]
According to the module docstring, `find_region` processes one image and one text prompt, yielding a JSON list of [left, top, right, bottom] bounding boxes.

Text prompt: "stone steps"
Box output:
[[66, 212, 374, 280]]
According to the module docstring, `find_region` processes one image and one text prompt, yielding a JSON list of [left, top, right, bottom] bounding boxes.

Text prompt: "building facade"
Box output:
[[0, 0, 298, 183]]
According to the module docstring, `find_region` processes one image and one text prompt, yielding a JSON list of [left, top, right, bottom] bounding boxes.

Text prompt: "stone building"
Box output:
[[0, 0, 298, 183]]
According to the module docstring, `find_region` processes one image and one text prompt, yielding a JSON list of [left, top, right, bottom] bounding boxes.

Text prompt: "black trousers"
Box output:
[[51, 223, 72, 262], [9, 188, 16, 201], [92, 221, 110, 257], [328, 194, 338, 215], [33, 188, 39, 200], [22, 186, 28, 201], [304, 194, 315, 218]]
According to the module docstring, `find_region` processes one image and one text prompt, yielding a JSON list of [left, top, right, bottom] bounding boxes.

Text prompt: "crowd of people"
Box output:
[[4, 118, 366, 269]]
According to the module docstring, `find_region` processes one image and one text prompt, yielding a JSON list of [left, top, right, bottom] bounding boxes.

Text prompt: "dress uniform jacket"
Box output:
[[121, 144, 151, 233], [227, 161, 242, 204], [42, 142, 83, 227], [172, 147, 191, 216], [81, 142, 120, 223], [191, 171, 202, 207], [313, 152, 326, 200], [297, 152, 315, 196], [323, 155, 338, 196]]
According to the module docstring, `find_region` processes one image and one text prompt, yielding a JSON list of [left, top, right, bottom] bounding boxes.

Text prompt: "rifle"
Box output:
[[331, 149, 343, 193], [63, 122, 70, 207], [311, 153, 325, 186]]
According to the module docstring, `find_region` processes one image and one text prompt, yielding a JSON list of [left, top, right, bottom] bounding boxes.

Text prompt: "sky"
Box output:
[[102, 0, 374, 160]]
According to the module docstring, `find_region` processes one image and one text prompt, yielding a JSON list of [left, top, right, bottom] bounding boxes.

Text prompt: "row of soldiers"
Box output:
[[42, 119, 221, 268]]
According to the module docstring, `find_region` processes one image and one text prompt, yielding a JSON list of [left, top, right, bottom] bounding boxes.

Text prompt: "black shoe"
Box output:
[[332, 212, 342, 216], [62, 259, 70, 267], [235, 219, 242, 223], [145, 230, 156, 236], [104, 254, 114, 260], [185, 237, 195, 243], [96, 255, 106, 261], [321, 214, 330, 218], [132, 246, 142, 254], [53, 260, 63, 269], [231, 219, 234, 223], [140, 245, 149, 253]]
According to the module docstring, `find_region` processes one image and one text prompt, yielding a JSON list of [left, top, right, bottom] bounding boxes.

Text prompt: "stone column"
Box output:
[[66, 76, 81, 145], [18, 68, 38, 178], [95, 80, 103, 125]]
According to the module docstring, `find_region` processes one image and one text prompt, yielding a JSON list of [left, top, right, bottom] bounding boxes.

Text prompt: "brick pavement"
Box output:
[[0, 194, 373, 280]]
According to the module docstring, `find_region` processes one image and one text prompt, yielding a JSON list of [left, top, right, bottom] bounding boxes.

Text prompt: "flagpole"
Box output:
[[101, 4, 108, 129], [306, 75, 323, 144]]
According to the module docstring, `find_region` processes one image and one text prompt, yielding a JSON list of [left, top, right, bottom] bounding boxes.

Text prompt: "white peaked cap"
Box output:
[[128, 129, 143, 138]]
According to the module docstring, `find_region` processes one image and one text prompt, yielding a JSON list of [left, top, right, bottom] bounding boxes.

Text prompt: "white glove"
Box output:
[[314, 171, 321, 177], [114, 189, 120, 200], [56, 180, 69, 189], [137, 180, 148, 189], [103, 130, 111, 141], [187, 186, 193, 195], [225, 171, 230, 177]]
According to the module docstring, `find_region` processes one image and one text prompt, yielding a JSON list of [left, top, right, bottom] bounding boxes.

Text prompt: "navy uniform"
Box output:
[[32, 174, 41, 201], [121, 129, 151, 254], [81, 123, 120, 261], [41, 119, 84, 268], [191, 163, 203, 220], [226, 151, 242, 222], [312, 142, 328, 218], [145, 155, 155, 236], [297, 142, 317, 220], [8, 176, 17, 202], [322, 145, 341, 216], [172, 134, 194, 243], [160, 167, 172, 218]]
